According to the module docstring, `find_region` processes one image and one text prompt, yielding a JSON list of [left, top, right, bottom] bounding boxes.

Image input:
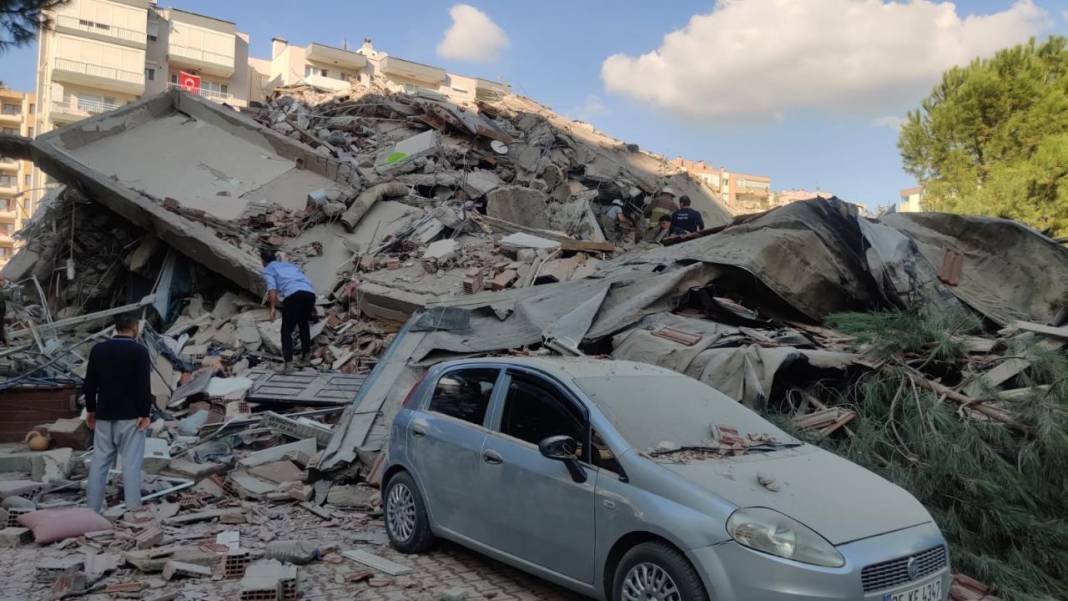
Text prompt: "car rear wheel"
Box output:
[[383, 471, 434, 553], [613, 542, 709, 601]]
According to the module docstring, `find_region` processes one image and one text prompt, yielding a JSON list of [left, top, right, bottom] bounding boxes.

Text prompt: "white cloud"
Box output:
[[568, 95, 609, 122], [602, 0, 1048, 121], [437, 4, 509, 63], [872, 115, 905, 130]]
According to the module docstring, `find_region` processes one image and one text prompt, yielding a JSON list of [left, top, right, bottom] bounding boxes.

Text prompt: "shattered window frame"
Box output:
[[426, 367, 501, 428]]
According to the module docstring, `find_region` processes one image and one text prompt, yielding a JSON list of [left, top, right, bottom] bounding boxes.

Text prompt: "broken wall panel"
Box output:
[[30, 89, 358, 296]]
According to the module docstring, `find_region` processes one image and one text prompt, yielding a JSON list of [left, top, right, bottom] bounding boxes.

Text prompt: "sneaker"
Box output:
[[282, 361, 294, 373]]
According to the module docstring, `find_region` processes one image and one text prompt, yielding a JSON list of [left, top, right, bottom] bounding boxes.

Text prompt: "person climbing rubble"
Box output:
[[84, 312, 152, 514], [601, 199, 639, 244], [260, 248, 317, 371], [648, 186, 679, 232]]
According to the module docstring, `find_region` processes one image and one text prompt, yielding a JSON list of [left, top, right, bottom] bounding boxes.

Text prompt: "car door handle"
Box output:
[[411, 423, 427, 437], [482, 450, 503, 465]]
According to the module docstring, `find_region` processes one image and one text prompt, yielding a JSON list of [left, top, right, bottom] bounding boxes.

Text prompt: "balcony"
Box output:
[[0, 158, 18, 171], [53, 14, 146, 49], [167, 82, 244, 107], [0, 181, 16, 196], [0, 210, 16, 222], [380, 56, 446, 86], [52, 57, 145, 95], [306, 43, 367, 70], [0, 110, 21, 124], [50, 95, 122, 124], [168, 44, 234, 77]]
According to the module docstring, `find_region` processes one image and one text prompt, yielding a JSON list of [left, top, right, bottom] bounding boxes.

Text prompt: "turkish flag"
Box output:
[[178, 71, 201, 94]]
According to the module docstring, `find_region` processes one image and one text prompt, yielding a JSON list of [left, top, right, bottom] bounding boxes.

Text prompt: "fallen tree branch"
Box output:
[[904, 367, 1030, 434]]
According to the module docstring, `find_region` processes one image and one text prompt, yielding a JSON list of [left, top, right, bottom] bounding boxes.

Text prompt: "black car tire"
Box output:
[[383, 471, 435, 553], [612, 541, 710, 601]]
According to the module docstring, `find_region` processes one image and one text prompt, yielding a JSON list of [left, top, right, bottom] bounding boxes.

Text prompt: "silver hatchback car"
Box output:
[[382, 358, 950, 601]]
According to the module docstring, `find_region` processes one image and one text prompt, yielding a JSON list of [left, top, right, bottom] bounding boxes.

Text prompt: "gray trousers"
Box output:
[[87, 419, 146, 513]]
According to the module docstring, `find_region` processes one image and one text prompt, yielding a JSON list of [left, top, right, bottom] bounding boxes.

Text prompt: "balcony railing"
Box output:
[[54, 57, 145, 86], [168, 82, 233, 103], [51, 95, 122, 118], [169, 43, 233, 68], [54, 14, 145, 44]]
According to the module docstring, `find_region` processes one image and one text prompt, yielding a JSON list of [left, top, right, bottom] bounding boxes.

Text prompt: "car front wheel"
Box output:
[[383, 471, 434, 553], [613, 542, 709, 601]]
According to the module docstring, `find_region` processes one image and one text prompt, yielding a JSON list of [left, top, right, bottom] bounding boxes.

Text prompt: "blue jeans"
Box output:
[[86, 419, 146, 513]]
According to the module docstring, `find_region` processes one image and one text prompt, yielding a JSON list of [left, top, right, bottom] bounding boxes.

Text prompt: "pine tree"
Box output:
[[0, 0, 68, 52], [899, 37, 1068, 236]]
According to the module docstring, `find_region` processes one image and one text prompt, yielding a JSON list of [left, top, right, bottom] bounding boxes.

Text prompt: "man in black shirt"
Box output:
[[669, 195, 706, 234], [84, 313, 152, 513]]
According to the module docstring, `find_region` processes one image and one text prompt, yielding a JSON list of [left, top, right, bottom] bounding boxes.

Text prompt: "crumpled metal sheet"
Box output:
[[883, 212, 1068, 326], [611, 313, 855, 410]]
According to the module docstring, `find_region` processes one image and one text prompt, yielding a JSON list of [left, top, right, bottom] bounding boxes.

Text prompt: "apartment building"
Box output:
[[671, 158, 772, 213], [264, 38, 510, 104], [0, 87, 35, 266], [899, 186, 924, 212], [32, 0, 253, 203]]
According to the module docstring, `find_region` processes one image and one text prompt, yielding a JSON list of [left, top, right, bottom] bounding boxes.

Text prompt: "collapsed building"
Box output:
[[0, 81, 1064, 600]]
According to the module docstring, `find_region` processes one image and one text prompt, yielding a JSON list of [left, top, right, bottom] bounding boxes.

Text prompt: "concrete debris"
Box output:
[[0, 69, 1060, 601]]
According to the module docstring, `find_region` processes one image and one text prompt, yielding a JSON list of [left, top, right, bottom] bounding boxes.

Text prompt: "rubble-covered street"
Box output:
[[0, 72, 1064, 601]]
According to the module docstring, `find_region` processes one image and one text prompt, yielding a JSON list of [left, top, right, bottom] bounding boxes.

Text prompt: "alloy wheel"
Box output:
[[386, 482, 417, 542], [621, 562, 682, 601]]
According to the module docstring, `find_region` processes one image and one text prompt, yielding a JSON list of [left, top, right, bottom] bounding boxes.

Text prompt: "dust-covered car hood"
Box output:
[[661, 445, 932, 545]]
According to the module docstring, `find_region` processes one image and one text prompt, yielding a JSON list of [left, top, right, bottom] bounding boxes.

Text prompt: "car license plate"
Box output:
[[883, 578, 942, 601]]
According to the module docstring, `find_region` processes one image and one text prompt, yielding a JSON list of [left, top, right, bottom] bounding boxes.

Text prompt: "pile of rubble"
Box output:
[[0, 78, 1065, 600]]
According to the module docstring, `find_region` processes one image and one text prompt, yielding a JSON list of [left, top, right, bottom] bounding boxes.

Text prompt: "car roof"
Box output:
[[439, 357, 680, 380]]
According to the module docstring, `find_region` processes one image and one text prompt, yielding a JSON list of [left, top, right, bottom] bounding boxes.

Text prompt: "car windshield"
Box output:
[[573, 375, 796, 454]]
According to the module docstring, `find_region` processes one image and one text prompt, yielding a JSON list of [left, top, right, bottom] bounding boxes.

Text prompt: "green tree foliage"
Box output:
[[899, 37, 1068, 236], [0, 0, 67, 52], [790, 311, 1068, 601]]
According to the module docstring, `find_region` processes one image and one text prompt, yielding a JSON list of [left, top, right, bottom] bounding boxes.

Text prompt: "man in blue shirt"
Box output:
[[669, 195, 705, 234], [260, 249, 316, 370]]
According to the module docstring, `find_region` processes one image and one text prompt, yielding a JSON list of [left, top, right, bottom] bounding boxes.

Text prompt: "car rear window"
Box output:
[[573, 375, 794, 452]]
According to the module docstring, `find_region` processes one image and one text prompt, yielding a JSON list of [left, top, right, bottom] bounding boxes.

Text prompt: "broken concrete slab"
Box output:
[[248, 460, 305, 484], [237, 438, 317, 468], [240, 559, 298, 600], [31, 89, 360, 295], [42, 418, 91, 450], [462, 169, 502, 198], [486, 186, 550, 230]]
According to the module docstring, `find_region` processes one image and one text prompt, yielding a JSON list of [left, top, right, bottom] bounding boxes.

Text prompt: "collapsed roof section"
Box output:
[[30, 88, 359, 296]]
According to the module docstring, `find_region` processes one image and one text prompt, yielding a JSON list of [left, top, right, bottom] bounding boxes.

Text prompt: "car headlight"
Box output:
[[726, 507, 845, 568]]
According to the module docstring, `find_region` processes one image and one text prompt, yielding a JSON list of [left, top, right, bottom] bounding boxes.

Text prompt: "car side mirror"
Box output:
[[538, 435, 587, 483]]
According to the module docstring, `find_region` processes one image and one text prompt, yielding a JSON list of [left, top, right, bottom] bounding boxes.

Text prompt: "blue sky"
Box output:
[[2, 0, 1066, 209]]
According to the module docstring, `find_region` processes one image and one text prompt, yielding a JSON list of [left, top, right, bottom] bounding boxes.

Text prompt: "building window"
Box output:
[[0, 175, 15, 187], [0, 127, 17, 136], [24, 175, 30, 186], [147, 20, 159, 41], [28, 103, 34, 113], [145, 68, 155, 81], [27, 126, 33, 138], [170, 74, 178, 85], [1, 104, 19, 115], [305, 65, 329, 78]]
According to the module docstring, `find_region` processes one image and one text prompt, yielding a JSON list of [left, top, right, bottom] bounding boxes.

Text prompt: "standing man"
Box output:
[[670, 195, 706, 235], [84, 313, 151, 513], [261, 248, 316, 371]]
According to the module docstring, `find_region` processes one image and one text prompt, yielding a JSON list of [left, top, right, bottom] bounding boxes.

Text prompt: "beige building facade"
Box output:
[[263, 38, 510, 105], [899, 186, 924, 212], [33, 0, 253, 203], [0, 87, 35, 266], [671, 158, 772, 213]]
